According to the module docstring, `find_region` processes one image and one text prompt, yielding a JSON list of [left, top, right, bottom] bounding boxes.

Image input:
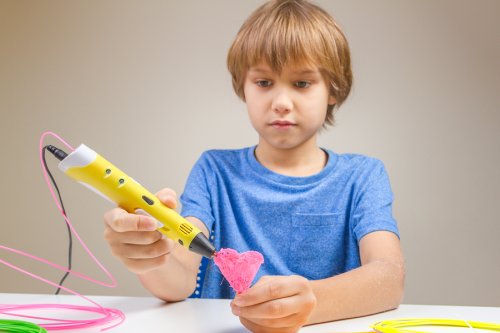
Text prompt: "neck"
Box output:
[[254, 139, 327, 177]]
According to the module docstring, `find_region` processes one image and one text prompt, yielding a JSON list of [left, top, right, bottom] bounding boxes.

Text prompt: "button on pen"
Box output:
[[142, 195, 154, 205]]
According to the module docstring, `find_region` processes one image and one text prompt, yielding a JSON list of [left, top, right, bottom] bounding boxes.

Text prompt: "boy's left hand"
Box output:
[[230, 275, 316, 333]]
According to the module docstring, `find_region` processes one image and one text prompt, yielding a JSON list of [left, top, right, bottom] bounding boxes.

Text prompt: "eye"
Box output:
[[256, 80, 272, 87], [295, 81, 311, 88]]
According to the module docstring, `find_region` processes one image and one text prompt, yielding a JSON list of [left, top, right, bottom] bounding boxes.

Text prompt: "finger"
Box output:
[[105, 228, 163, 245], [105, 209, 157, 232], [234, 277, 303, 307], [241, 311, 304, 329], [239, 317, 298, 333], [232, 296, 303, 320], [103, 207, 126, 226], [155, 188, 178, 209], [122, 256, 169, 275], [250, 275, 274, 288], [110, 237, 172, 259]]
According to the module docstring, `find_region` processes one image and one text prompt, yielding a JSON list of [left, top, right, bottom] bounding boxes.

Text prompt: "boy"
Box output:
[[103, 0, 405, 332]]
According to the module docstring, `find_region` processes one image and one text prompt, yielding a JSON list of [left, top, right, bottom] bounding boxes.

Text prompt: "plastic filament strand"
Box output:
[[0, 319, 47, 333], [371, 318, 500, 332], [0, 131, 125, 331]]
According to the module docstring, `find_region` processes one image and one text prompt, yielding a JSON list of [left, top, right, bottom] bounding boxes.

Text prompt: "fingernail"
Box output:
[[232, 306, 241, 316]]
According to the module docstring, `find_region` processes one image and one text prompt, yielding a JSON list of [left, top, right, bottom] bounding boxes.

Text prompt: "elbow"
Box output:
[[374, 258, 405, 312], [388, 260, 406, 310]]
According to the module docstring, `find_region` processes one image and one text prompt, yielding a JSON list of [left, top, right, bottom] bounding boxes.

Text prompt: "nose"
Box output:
[[271, 88, 293, 115]]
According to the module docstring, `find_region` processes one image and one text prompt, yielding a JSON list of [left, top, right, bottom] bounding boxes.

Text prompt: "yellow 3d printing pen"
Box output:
[[47, 144, 216, 258]]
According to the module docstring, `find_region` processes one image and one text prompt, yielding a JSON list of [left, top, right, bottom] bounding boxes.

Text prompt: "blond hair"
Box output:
[[227, 0, 352, 126]]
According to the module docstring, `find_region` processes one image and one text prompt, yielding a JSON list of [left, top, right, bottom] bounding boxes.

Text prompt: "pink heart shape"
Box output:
[[213, 248, 264, 294]]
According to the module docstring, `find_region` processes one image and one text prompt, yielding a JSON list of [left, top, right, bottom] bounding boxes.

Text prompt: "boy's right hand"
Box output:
[[103, 188, 179, 275]]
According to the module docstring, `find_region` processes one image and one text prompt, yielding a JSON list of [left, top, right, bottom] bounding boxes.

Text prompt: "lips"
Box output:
[[270, 120, 296, 128]]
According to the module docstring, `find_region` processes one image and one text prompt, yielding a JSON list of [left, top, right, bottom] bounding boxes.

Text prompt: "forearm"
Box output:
[[137, 243, 199, 302], [308, 259, 405, 324]]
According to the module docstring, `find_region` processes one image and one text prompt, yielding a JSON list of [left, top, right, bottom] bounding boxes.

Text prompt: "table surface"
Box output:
[[1, 293, 499, 332]]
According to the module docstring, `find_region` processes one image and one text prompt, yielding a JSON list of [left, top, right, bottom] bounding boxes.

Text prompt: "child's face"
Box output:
[[243, 62, 335, 150]]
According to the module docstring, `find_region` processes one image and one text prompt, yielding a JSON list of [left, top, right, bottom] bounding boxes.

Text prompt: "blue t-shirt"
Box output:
[[180, 146, 399, 299]]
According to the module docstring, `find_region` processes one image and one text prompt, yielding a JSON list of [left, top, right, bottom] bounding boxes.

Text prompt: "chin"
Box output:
[[268, 140, 301, 150]]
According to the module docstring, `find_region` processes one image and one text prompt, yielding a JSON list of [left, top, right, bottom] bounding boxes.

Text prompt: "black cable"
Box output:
[[42, 146, 73, 295]]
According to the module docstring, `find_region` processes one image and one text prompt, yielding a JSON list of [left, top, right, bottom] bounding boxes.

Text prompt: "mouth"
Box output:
[[270, 120, 296, 129]]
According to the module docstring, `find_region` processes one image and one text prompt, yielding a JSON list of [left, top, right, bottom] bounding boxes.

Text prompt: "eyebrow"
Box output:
[[248, 68, 320, 75], [294, 69, 319, 75], [248, 67, 273, 74]]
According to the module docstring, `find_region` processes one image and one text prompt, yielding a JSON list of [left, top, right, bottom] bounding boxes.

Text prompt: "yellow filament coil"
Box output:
[[371, 318, 500, 332]]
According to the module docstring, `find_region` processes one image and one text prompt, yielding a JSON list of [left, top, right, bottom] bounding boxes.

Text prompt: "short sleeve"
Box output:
[[351, 160, 399, 241], [180, 153, 216, 232]]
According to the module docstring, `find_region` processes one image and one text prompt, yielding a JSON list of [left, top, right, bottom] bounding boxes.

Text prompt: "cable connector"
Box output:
[[46, 145, 68, 161]]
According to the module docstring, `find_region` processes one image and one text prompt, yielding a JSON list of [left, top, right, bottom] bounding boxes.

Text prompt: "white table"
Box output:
[[0, 293, 499, 332]]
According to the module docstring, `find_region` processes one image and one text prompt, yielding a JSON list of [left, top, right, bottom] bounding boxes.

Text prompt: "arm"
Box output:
[[231, 231, 404, 332], [307, 161, 405, 321], [137, 215, 208, 302], [103, 188, 208, 302], [308, 230, 405, 323]]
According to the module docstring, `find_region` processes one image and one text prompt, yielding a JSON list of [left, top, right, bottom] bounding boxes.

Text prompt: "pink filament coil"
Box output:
[[0, 131, 125, 331]]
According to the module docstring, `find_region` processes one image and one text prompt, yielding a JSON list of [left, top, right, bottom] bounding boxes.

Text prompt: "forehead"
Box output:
[[248, 61, 321, 76]]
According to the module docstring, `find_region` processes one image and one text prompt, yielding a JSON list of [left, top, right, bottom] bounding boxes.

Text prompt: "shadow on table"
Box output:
[[217, 328, 250, 333]]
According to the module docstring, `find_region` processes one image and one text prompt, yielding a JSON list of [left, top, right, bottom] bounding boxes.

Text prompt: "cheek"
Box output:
[[244, 88, 265, 116], [246, 104, 263, 128], [244, 96, 263, 128], [243, 84, 258, 103], [310, 90, 331, 121]]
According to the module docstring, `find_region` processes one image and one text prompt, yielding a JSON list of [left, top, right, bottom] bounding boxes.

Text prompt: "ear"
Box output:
[[328, 95, 337, 106]]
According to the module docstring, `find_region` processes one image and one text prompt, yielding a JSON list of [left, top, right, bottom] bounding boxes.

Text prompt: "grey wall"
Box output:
[[1, 1, 499, 306]]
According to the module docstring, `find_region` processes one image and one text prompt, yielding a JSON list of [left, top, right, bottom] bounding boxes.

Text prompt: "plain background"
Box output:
[[1, 0, 499, 307]]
